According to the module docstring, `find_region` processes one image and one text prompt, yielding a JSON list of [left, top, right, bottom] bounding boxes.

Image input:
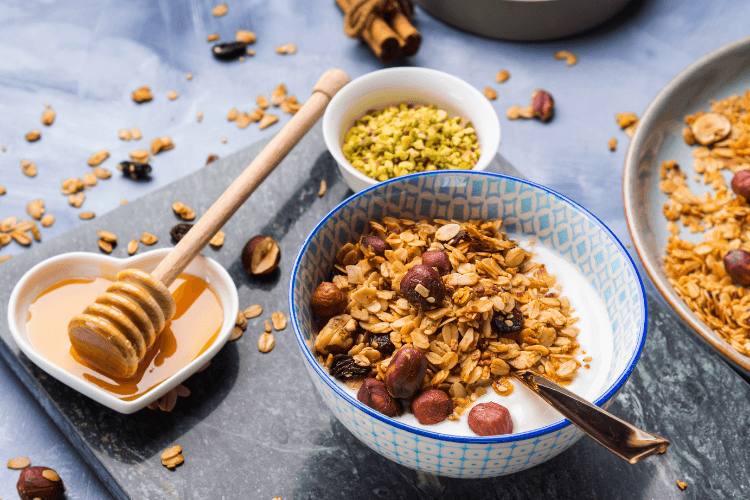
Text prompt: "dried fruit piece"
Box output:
[[370, 333, 395, 355], [357, 378, 401, 416], [26, 130, 41, 141], [311, 282, 347, 317], [17, 466, 65, 500], [132, 86, 153, 103], [609, 137, 617, 151], [531, 89, 554, 122], [724, 249, 750, 285], [241, 235, 281, 275], [87, 149, 109, 166], [276, 43, 297, 54], [98, 239, 113, 253], [41, 108, 55, 125], [26, 199, 44, 219], [170, 223, 194, 243], [554, 50, 578, 66], [127, 239, 138, 255], [468, 402, 513, 436], [209, 230, 225, 247], [492, 306, 524, 334], [97, 230, 117, 243], [212, 41, 247, 60], [212, 3, 227, 16], [691, 112, 731, 145], [256, 95, 270, 110], [483, 87, 497, 100], [141, 232, 158, 245], [244, 305, 263, 318], [330, 354, 370, 380], [7, 456, 31, 469], [235, 29, 256, 44], [150, 136, 174, 155], [385, 347, 427, 398], [79, 211, 95, 220], [21, 159, 37, 177], [399, 264, 446, 310], [271, 311, 287, 330], [40, 214, 55, 227], [119, 161, 152, 180], [259, 114, 279, 130], [167, 90, 179, 100], [495, 70, 510, 83], [731, 170, 750, 199], [412, 389, 456, 425], [258, 332, 275, 352], [318, 180, 327, 196]]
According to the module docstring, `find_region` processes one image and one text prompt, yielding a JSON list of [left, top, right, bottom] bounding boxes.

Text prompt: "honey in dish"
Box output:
[[26, 274, 223, 400]]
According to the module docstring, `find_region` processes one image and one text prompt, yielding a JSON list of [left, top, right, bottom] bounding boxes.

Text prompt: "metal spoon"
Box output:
[[513, 370, 670, 463]]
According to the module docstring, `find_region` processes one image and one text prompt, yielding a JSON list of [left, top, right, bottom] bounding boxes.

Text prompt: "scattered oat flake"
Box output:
[[68, 192, 86, 208], [271, 84, 287, 106], [244, 305, 263, 318], [265, 320, 272, 333], [271, 312, 287, 331], [256, 95, 269, 110], [197, 111, 204, 122], [88, 149, 109, 166], [235, 30, 256, 44], [212, 3, 227, 16], [161, 445, 182, 461], [259, 114, 279, 130], [21, 159, 37, 177], [41, 108, 55, 125], [318, 180, 327, 197], [246, 48, 255, 56], [151, 136, 174, 155], [209, 230, 225, 247], [7, 457, 31, 469], [506, 105, 524, 120], [676, 480, 687, 490], [229, 325, 243, 341], [495, 70, 510, 83], [624, 123, 637, 138], [79, 211, 95, 220], [221, 136, 227, 143], [168, 90, 179, 100], [1, 146, 5, 151], [127, 239, 138, 255], [93, 167, 111, 179], [130, 149, 149, 162], [40, 214, 55, 227], [258, 332, 275, 352], [98, 230, 117, 243], [186, 73, 193, 80], [121, 198, 128, 205], [236, 113, 252, 129], [26, 199, 44, 220], [227, 108, 238, 121], [608, 138, 617, 151], [162, 450, 184, 469], [132, 86, 153, 103], [206, 33, 220, 42], [236, 309, 247, 330], [484, 87, 497, 100], [276, 43, 297, 54], [616, 112, 638, 129], [130, 126, 142, 140], [175, 384, 190, 397], [26, 130, 40, 142], [553, 50, 578, 66], [119, 129, 132, 141], [141, 232, 158, 245], [98, 239, 113, 253]]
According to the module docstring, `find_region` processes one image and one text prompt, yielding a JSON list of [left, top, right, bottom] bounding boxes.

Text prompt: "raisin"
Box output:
[[329, 355, 371, 380], [491, 306, 524, 334], [370, 333, 395, 356], [212, 42, 247, 60], [170, 223, 194, 243], [119, 161, 151, 180], [206, 154, 219, 164]]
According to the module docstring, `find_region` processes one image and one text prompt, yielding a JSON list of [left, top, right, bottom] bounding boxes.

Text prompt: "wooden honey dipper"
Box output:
[[68, 69, 351, 378]]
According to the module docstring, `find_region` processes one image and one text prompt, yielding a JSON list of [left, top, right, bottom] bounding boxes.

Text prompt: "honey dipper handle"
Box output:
[[151, 69, 351, 286]]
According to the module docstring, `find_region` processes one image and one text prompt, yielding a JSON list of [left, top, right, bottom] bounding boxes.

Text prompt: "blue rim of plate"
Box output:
[[290, 170, 648, 444]]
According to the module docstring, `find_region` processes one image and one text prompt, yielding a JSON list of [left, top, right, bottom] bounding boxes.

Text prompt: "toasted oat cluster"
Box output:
[[314, 217, 583, 418], [660, 91, 750, 357]]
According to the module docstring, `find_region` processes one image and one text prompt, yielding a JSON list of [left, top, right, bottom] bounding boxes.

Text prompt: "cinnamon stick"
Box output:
[[389, 11, 420, 57], [335, 0, 402, 62]]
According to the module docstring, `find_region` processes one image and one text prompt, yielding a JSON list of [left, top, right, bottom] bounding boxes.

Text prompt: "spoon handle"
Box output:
[[150, 69, 351, 286], [513, 370, 670, 464]]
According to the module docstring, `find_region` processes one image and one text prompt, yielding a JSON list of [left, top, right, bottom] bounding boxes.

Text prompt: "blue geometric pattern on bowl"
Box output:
[[290, 171, 647, 478]]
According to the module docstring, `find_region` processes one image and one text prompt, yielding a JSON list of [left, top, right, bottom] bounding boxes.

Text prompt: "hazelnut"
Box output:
[[412, 389, 455, 425], [17, 466, 65, 500], [468, 402, 513, 436], [531, 89, 554, 122], [357, 378, 401, 417], [421, 250, 451, 276], [399, 264, 446, 310], [361, 235, 387, 256], [311, 282, 347, 317], [731, 170, 750, 199], [724, 249, 750, 285], [241, 235, 280, 275], [384, 346, 427, 399]]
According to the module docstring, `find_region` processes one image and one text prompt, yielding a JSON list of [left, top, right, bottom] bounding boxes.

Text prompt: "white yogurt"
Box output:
[[334, 238, 614, 437]]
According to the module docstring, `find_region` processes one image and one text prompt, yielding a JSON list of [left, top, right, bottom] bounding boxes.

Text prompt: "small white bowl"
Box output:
[[323, 67, 501, 193], [7, 249, 238, 414]]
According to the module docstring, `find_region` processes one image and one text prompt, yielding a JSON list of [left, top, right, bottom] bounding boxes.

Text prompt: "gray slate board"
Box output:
[[1, 124, 748, 499]]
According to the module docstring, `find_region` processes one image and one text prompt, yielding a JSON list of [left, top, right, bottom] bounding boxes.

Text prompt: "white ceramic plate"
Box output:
[[7, 249, 239, 413]]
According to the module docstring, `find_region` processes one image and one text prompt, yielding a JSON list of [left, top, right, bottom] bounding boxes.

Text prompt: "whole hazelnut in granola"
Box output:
[[467, 402, 513, 436], [357, 378, 401, 417], [311, 282, 347, 317], [242, 235, 280, 275], [399, 264, 446, 310], [17, 466, 65, 500], [731, 170, 750, 200], [384, 346, 427, 399], [421, 250, 451, 276], [724, 249, 750, 286], [361, 235, 387, 256], [412, 389, 455, 425], [531, 89, 554, 122]]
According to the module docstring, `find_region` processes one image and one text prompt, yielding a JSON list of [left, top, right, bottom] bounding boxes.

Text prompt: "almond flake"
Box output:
[[79, 211, 95, 220], [270, 84, 287, 106], [244, 304, 263, 318], [258, 332, 275, 352], [221, 136, 227, 143], [61, 178, 84, 194], [141, 232, 158, 245], [6, 457, 31, 469], [259, 114, 279, 130], [246, 48, 255, 56], [29, 224, 41, 242], [41, 108, 55, 126], [127, 239, 138, 255], [0, 233, 11, 247], [26, 130, 40, 142], [40, 214, 55, 227], [175, 384, 190, 397], [271, 311, 287, 331]]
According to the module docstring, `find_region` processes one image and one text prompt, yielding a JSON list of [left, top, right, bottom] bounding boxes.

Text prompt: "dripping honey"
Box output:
[[26, 274, 223, 400]]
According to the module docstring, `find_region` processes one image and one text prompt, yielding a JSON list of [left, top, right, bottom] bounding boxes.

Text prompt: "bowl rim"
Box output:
[[322, 67, 500, 190], [290, 170, 648, 443], [622, 35, 750, 374]]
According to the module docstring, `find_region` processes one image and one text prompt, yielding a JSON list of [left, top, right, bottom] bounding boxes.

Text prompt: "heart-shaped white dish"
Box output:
[[7, 249, 238, 414]]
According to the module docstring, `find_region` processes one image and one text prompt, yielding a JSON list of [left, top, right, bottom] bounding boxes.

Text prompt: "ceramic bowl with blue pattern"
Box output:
[[289, 171, 647, 478]]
